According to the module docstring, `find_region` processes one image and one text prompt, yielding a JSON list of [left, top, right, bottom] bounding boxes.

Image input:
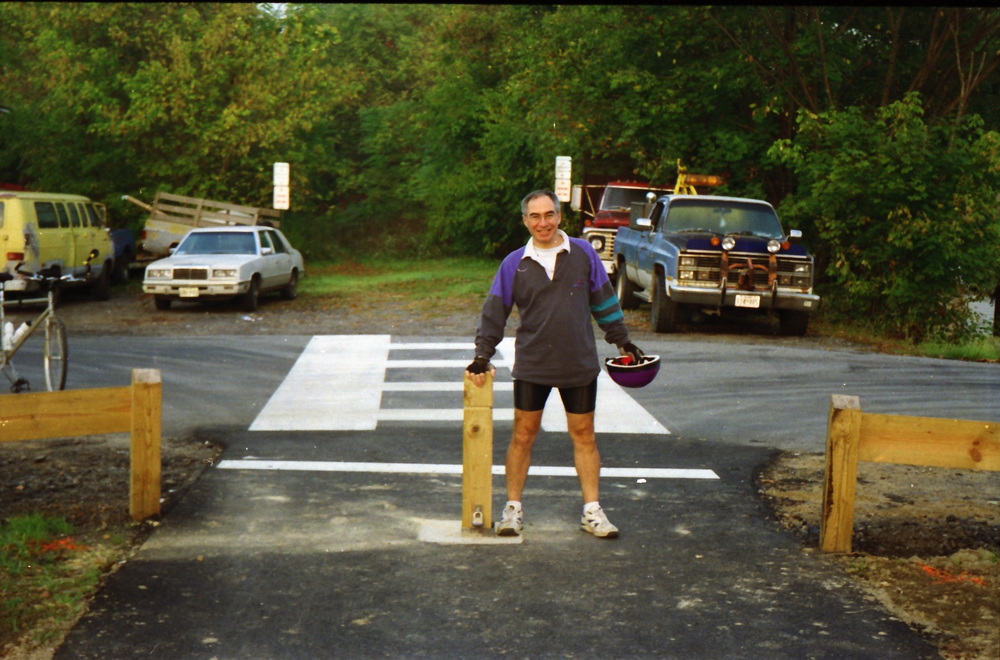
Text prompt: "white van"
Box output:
[[0, 191, 114, 300]]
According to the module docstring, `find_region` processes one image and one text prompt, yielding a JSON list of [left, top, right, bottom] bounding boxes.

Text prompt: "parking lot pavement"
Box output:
[[56, 424, 938, 660]]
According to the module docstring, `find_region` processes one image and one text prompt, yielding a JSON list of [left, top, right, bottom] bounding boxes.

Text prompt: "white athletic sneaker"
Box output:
[[496, 503, 523, 536], [580, 505, 619, 538]]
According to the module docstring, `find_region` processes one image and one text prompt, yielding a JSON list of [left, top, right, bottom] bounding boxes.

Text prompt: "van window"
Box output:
[[35, 202, 59, 228], [85, 204, 99, 227], [55, 203, 70, 228], [67, 203, 81, 227]]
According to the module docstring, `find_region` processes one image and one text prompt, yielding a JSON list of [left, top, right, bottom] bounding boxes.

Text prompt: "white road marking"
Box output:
[[249, 335, 669, 434], [217, 459, 718, 480]]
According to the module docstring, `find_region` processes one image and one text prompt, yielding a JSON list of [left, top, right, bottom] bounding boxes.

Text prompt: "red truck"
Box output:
[[572, 180, 672, 280]]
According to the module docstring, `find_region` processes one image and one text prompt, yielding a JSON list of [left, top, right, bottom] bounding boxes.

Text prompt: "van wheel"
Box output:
[[91, 264, 111, 301], [242, 276, 260, 312], [651, 275, 679, 333]]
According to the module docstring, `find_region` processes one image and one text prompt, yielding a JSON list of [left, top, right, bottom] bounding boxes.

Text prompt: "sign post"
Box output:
[[462, 373, 493, 532]]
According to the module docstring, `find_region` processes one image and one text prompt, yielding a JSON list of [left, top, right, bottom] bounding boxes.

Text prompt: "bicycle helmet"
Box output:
[[605, 354, 660, 388]]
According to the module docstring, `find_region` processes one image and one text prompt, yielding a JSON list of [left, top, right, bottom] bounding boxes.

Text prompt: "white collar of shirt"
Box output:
[[524, 230, 570, 280], [524, 229, 570, 260]]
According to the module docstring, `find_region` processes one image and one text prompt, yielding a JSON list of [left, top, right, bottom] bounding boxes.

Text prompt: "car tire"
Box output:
[[154, 296, 171, 311], [651, 274, 679, 333], [281, 269, 298, 300], [242, 276, 260, 312], [779, 310, 809, 336], [615, 261, 638, 310]]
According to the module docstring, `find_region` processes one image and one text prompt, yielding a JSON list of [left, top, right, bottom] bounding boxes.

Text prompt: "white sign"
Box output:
[[273, 185, 290, 210], [555, 155, 572, 202], [273, 162, 290, 186]]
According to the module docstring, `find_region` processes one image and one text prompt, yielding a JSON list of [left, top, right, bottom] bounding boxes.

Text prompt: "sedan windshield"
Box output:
[[663, 199, 783, 238], [175, 232, 257, 255]]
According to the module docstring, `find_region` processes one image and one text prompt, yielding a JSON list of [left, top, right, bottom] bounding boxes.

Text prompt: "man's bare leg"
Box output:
[[505, 408, 543, 501], [566, 411, 600, 503]]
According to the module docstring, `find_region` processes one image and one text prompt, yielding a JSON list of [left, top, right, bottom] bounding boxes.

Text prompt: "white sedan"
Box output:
[[142, 226, 304, 312]]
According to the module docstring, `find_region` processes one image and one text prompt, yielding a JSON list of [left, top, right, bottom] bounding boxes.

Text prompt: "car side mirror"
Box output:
[[261, 247, 274, 255]]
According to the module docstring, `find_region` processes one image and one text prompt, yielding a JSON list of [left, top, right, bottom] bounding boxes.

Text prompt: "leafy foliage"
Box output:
[[770, 95, 1000, 341], [1, 4, 997, 337]]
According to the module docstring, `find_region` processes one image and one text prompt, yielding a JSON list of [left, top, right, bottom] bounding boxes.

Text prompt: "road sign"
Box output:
[[555, 156, 572, 202], [273, 185, 290, 210]]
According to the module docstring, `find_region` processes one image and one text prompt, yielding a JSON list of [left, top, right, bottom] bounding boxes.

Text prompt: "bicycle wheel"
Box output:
[[44, 317, 68, 391]]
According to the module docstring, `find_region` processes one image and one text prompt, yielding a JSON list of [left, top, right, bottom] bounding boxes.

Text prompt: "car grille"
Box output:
[[172, 268, 209, 280]]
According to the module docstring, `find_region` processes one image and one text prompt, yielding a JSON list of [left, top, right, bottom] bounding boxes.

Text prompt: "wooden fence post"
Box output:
[[462, 373, 493, 532], [820, 394, 862, 553], [130, 369, 162, 521]]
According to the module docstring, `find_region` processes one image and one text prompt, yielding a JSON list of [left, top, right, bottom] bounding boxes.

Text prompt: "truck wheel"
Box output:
[[154, 296, 171, 311], [651, 275, 679, 333], [779, 310, 809, 336], [242, 276, 260, 312], [615, 263, 638, 310]]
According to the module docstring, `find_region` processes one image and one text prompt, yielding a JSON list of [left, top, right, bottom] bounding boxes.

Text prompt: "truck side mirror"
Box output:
[[636, 217, 653, 231], [788, 229, 802, 241]]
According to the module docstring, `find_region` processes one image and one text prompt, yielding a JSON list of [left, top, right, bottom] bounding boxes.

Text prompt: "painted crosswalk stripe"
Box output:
[[250, 335, 669, 434], [217, 459, 718, 480]]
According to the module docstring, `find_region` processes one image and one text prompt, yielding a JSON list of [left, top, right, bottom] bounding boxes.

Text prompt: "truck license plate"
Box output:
[[735, 294, 760, 308], [179, 287, 200, 298]]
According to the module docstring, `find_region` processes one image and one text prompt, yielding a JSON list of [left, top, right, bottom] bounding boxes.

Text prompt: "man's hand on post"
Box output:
[[465, 356, 495, 387]]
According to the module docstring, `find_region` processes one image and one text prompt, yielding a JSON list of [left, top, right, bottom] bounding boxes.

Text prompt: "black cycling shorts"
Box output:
[[513, 378, 598, 415]]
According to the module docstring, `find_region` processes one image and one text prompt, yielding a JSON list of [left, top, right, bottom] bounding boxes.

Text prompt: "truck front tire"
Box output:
[[651, 275, 679, 333], [779, 310, 809, 336], [615, 263, 638, 310]]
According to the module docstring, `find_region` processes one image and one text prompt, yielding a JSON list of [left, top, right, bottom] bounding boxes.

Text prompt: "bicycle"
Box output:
[[0, 250, 98, 393]]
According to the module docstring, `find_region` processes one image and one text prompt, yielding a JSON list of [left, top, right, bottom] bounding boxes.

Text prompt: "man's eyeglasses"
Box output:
[[526, 211, 559, 222]]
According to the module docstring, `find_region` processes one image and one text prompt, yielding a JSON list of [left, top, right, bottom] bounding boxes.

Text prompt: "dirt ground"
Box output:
[[2, 283, 998, 659]]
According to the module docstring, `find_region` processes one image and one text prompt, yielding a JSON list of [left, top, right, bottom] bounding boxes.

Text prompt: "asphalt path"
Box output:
[[12, 333, 997, 658]]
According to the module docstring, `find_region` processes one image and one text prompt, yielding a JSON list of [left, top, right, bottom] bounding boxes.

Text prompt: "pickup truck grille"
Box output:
[[172, 268, 209, 280], [680, 251, 812, 290]]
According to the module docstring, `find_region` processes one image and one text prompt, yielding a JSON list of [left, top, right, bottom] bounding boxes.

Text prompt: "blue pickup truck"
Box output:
[[612, 194, 820, 335]]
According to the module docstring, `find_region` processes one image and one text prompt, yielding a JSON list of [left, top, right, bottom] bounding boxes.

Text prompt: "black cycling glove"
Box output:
[[619, 342, 644, 362], [466, 356, 492, 374]]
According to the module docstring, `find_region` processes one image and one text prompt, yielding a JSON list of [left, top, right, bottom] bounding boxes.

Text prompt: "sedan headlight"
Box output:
[[146, 268, 171, 279], [212, 268, 238, 279]]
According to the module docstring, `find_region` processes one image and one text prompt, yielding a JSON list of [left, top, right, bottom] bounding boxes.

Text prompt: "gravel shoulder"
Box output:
[[1, 284, 997, 659]]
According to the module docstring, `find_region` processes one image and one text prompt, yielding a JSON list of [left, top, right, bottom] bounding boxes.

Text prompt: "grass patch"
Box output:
[[812, 317, 999, 362], [1, 514, 128, 655], [299, 257, 498, 300]]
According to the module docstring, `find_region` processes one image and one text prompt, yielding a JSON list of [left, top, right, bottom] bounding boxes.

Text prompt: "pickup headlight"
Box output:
[[146, 268, 170, 279], [212, 268, 238, 279], [589, 236, 606, 252]]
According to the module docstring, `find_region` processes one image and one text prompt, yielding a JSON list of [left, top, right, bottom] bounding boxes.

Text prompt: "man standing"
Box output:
[[465, 190, 643, 539]]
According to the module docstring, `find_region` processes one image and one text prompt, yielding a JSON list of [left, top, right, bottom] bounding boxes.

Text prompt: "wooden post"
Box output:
[[130, 369, 162, 521], [820, 395, 862, 553], [462, 373, 493, 531]]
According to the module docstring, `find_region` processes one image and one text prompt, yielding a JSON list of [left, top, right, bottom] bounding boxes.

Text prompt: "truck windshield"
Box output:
[[601, 187, 665, 211], [176, 232, 257, 255], [663, 199, 783, 238]]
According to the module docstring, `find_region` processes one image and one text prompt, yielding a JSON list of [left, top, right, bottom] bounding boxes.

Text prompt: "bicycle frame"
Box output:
[[0, 279, 66, 392]]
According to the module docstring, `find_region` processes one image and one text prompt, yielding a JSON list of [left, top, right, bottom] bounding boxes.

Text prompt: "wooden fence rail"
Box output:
[[0, 369, 162, 521], [820, 394, 999, 553]]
